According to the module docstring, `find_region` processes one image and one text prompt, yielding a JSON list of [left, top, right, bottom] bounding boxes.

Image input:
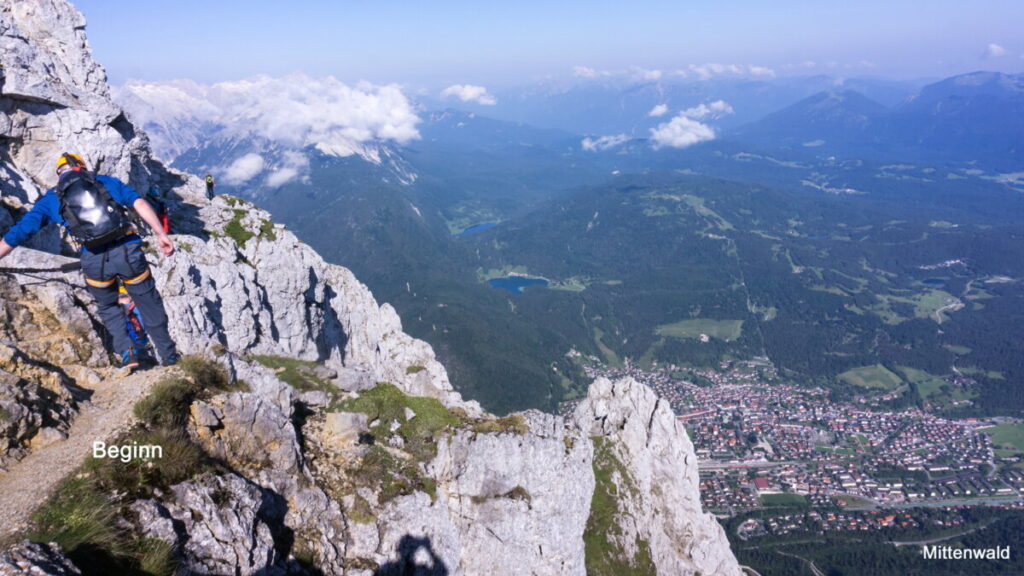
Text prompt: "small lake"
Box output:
[[922, 278, 947, 287], [453, 222, 497, 238], [806, 234, 830, 240], [488, 276, 549, 294]]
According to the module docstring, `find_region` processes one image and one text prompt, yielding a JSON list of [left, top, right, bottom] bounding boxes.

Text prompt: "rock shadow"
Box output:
[[136, 156, 210, 242], [375, 535, 450, 576]]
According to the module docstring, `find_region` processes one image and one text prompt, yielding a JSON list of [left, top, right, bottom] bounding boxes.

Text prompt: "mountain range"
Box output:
[[115, 69, 1024, 415]]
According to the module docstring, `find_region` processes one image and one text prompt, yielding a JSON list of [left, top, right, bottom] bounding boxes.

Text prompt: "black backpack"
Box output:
[[55, 170, 133, 248]]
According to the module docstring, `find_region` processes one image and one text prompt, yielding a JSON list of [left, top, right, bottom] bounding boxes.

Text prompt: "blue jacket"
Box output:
[[3, 174, 141, 250]]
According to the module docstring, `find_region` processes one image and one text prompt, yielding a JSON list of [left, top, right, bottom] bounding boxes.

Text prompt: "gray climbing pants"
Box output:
[[80, 238, 178, 362]]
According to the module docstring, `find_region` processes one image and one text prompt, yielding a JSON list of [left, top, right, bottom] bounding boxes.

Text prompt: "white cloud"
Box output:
[[984, 43, 1008, 58], [749, 66, 776, 77], [687, 63, 775, 80], [650, 115, 716, 149], [440, 84, 497, 105], [266, 167, 299, 188], [679, 100, 734, 121], [222, 153, 265, 185], [265, 151, 310, 187], [649, 104, 669, 117], [632, 67, 663, 81], [574, 66, 599, 78], [117, 74, 421, 161], [582, 134, 630, 152]]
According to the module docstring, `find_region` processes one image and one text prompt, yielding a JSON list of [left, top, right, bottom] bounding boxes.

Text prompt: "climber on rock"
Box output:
[[0, 153, 181, 370], [205, 173, 215, 199]]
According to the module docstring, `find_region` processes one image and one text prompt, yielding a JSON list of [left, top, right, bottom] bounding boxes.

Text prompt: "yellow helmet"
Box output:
[[55, 153, 86, 173], [118, 285, 128, 295]]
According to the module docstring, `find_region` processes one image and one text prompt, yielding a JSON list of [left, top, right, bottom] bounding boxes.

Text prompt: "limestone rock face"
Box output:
[[575, 377, 744, 576], [0, 268, 88, 466], [0, 541, 81, 576], [161, 473, 289, 576], [423, 410, 595, 576], [0, 0, 156, 201], [152, 197, 477, 415]]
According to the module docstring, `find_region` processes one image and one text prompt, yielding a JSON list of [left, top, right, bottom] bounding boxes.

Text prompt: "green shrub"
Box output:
[[224, 209, 253, 246], [133, 378, 197, 430], [222, 195, 248, 208], [30, 476, 119, 553], [405, 365, 426, 375], [85, 427, 209, 498], [28, 475, 181, 576], [178, 355, 236, 393]]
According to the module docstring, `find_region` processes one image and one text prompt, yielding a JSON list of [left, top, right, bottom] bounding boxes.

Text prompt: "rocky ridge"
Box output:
[[0, 1, 742, 574]]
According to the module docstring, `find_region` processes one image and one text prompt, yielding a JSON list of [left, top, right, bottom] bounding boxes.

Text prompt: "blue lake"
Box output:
[[806, 234, 829, 240], [454, 222, 498, 237], [923, 278, 947, 287], [488, 276, 549, 294]]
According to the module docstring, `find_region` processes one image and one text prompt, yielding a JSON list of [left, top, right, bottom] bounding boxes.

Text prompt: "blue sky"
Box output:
[[75, 0, 1024, 87]]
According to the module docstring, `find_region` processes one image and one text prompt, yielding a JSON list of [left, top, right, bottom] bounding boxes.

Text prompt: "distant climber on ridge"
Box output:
[[205, 173, 215, 199], [0, 153, 181, 370]]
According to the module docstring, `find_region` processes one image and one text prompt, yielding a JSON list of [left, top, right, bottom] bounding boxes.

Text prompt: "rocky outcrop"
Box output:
[[158, 195, 473, 413], [0, 1, 741, 575], [0, 271, 88, 467], [575, 377, 743, 576], [0, 541, 81, 576], [0, 0, 157, 204], [422, 410, 594, 576], [132, 473, 290, 576]]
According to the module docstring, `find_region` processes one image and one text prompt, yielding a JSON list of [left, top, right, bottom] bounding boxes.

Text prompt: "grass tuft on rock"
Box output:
[[178, 355, 237, 393], [84, 427, 212, 499], [26, 356, 244, 574], [248, 355, 334, 393], [133, 356, 244, 430], [348, 493, 377, 524], [29, 476, 180, 576], [333, 382, 460, 463], [350, 445, 437, 504], [259, 219, 277, 241], [135, 538, 178, 576], [224, 209, 254, 246], [470, 485, 532, 505], [468, 414, 529, 436], [29, 476, 119, 553], [584, 437, 655, 576], [133, 378, 196, 430]]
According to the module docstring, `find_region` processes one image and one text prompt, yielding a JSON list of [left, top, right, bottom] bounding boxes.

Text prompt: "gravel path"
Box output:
[[0, 366, 177, 545]]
